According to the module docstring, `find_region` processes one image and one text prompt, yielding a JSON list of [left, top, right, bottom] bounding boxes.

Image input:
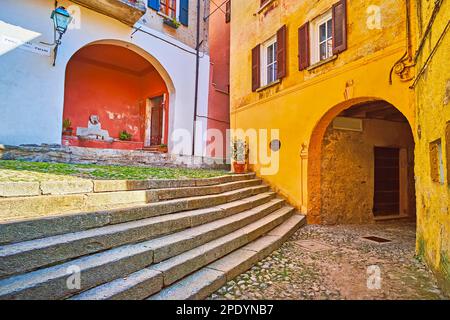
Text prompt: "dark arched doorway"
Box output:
[[308, 99, 416, 225], [62, 43, 169, 151]]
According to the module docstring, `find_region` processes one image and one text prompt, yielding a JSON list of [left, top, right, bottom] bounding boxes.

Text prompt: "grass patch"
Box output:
[[0, 160, 230, 181]]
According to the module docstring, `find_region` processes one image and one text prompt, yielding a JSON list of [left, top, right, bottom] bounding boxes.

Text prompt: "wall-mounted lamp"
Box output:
[[50, 6, 72, 66]]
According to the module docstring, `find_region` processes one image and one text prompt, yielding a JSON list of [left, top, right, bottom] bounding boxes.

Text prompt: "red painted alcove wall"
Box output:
[[63, 44, 169, 150]]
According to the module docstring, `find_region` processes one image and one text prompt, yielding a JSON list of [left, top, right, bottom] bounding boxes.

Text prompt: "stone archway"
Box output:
[[62, 41, 174, 151], [307, 98, 416, 225]]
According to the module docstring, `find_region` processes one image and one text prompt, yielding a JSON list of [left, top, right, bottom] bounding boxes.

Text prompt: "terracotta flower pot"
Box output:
[[159, 146, 168, 153], [62, 128, 73, 136], [233, 162, 246, 174]]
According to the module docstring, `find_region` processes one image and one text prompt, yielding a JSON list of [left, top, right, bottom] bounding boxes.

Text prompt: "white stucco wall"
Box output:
[[0, 0, 210, 156]]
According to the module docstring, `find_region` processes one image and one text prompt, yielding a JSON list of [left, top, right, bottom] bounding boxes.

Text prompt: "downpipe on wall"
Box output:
[[389, 0, 414, 84], [192, 0, 202, 156]]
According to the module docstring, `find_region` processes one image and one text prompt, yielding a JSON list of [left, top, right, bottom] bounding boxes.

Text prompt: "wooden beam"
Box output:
[[341, 101, 393, 118], [384, 114, 408, 122], [366, 107, 401, 119]]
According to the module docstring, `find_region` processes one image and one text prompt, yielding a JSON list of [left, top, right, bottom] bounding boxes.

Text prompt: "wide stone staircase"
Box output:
[[0, 173, 305, 300]]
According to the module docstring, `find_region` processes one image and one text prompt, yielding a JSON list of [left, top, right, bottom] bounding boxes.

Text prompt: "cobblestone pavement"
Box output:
[[209, 221, 448, 300]]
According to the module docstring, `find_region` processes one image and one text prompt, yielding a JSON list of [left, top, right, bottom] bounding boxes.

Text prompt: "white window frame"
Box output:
[[260, 36, 278, 87], [159, 0, 180, 21], [310, 10, 333, 65]]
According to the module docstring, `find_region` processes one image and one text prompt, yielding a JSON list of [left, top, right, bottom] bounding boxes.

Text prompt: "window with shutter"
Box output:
[[252, 26, 286, 91], [332, 0, 347, 54], [149, 0, 183, 22], [298, 22, 310, 70], [276, 25, 287, 79], [299, 0, 348, 70], [252, 45, 261, 92]]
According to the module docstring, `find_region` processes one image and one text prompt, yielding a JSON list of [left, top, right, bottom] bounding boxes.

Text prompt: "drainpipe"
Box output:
[[389, 0, 413, 84], [192, 0, 201, 156], [413, 0, 444, 63]]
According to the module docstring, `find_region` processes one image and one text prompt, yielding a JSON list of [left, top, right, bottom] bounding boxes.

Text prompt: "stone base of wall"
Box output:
[[0, 145, 230, 170]]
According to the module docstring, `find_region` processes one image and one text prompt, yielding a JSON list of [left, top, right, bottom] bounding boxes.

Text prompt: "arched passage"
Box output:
[[62, 41, 173, 151], [308, 98, 416, 225]]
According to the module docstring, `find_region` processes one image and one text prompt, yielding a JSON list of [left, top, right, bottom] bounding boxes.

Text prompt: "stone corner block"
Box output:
[[93, 180, 129, 193], [0, 182, 41, 197]]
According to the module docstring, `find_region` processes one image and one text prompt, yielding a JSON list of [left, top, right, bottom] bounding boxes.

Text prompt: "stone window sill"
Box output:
[[307, 55, 338, 71], [157, 12, 181, 25], [256, 79, 281, 92]]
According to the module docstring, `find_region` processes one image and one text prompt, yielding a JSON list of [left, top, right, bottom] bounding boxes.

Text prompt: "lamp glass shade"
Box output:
[[51, 7, 72, 34]]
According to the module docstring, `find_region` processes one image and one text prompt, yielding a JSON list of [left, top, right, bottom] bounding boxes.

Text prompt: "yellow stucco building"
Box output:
[[413, 0, 450, 295], [230, 0, 449, 294]]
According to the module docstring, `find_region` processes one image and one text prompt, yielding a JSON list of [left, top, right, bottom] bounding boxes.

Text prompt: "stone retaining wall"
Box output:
[[0, 145, 230, 170]]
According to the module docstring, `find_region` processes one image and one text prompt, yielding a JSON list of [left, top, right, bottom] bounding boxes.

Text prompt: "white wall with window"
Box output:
[[0, 0, 210, 157]]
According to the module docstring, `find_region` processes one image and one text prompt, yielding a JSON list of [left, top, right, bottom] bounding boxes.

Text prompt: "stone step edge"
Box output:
[[0, 184, 270, 245], [149, 214, 306, 300], [0, 202, 288, 300], [0, 173, 256, 198], [0, 178, 261, 217], [0, 177, 261, 208], [0, 195, 281, 279], [69, 207, 296, 301], [0, 179, 262, 227]]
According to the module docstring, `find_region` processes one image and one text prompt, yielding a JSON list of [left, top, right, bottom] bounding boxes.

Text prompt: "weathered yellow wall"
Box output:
[[320, 119, 415, 225], [230, 0, 415, 213], [414, 0, 450, 295]]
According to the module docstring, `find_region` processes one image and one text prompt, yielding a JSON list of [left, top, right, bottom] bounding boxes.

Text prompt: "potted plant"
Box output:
[[62, 118, 73, 136], [158, 143, 168, 153], [119, 130, 133, 141], [231, 138, 248, 174], [163, 17, 181, 29]]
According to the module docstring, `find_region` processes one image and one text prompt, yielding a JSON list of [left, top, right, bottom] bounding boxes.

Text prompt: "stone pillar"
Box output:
[[300, 143, 309, 214]]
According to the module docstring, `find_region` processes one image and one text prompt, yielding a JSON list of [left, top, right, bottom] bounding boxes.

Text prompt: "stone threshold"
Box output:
[[374, 214, 413, 222]]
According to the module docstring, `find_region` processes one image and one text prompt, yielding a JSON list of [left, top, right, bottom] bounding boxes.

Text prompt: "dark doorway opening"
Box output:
[[374, 147, 400, 216], [145, 96, 165, 147]]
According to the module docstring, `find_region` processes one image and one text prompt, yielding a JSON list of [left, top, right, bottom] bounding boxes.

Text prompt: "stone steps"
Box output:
[[70, 208, 299, 300], [0, 205, 296, 300], [0, 184, 269, 245], [0, 173, 306, 300], [150, 215, 306, 300], [0, 173, 256, 223], [0, 193, 279, 278]]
